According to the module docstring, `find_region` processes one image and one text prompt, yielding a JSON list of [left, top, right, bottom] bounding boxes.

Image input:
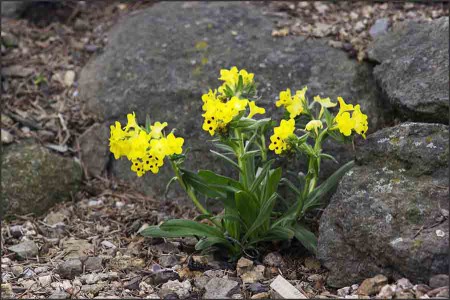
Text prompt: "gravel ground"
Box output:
[[1, 1, 449, 299]]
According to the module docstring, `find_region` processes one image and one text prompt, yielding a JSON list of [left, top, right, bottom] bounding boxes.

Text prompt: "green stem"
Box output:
[[296, 129, 328, 219], [235, 129, 249, 189], [168, 159, 222, 228]]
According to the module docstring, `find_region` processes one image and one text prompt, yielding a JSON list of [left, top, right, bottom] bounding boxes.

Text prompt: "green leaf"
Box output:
[[164, 176, 178, 200], [323, 107, 334, 128], [243, 192, 278, 242], [250, 160, 274, 194], [280, 178, 301, 196], [198, 170, 243, 190], [195, 236, 233, 251], [145, 114, 152, 133], [161, 219, 224, 238], [231, 118, 256, 128], [247, 118, 271, 130], [140, 225, 185, 238], [235, 190, 259, 229], [319, 153, 339, 164], [213, 142, 236, 154], [181, 169, 227, 199], [262, 167, 282, 203], [237, 74, 244, 92], [293, 223, 317, 254], [240, 150, 260, 160], [210, 150, 241, 171], [249, 226, 294, 245], [302, 160, 354, 213]]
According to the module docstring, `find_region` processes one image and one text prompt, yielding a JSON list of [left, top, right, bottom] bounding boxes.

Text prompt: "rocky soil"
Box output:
[[1, 1, 449, 299]]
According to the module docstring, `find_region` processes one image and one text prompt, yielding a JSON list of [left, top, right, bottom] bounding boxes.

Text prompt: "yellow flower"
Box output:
[[228, 96, 248, 113], [150, 121, 168, 139], [269, 119, 296, 155], [305, 120, 323, 132], [109, 121, 129, 159], [128, 130, 151, 160], [335, 111, 355, 136], [336, 97, 354, 117], [247, 101, 265, 119], [286, 95, 304, 119], [218, 67, 254, 93], [276, 88, 293, 107], [352, 105, 368, 138], [165, 133, 184, 155], [238, 69, 254, 86], [276, 87, 307, 119], [313, 95, 336, 108], [109, 113, 183, 177], [124, 112, 140, 131], [150, 138, 168, 157], [131, 159, 145, 177], [202, 112, 218, 136], [314, 95, 336, 119], [202, 89, 218, 111], [295, 86, 308, 101], [201, 94, 248, 136], [219, 66, 239, 85]]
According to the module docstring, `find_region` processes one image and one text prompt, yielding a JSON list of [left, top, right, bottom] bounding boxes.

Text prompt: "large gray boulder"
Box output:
[[1, 1, 29, 18], [79, 1, 388, 196], [1, 141, 82, 217], [318, 122, 449, 287], [367, 18, 449, 124]]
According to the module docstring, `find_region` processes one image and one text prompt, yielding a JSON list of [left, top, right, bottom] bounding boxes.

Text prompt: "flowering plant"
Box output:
[[109, 67, 367, 258]]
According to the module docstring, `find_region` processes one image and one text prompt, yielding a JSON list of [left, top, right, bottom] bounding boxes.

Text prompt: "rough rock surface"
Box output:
[[79, 123, 110, 178], [1, 1, 29, 18], [79, 1, 388, 196], [318, 122, 449, 287], [1, 141, 82, 217], [367, 18, 449, 123]]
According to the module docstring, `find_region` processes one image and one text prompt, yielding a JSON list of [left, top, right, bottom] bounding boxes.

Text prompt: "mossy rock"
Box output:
[[1, 140, 82, 217]]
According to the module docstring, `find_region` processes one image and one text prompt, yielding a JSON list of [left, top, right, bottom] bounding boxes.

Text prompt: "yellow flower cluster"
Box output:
[[334, 97, 368, 138], [275, 87, 308, 119], [218, 66, 254, 94], [269, 119, 296, 154], [109, 112, 184, 177], [269, 87, 308, 155], [201, 67, 265, 136]]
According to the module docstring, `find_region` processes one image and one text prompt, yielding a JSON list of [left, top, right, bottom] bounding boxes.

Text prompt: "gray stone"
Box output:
[[262, 252, 285, 268], [1, 141, 82, 217], [248, 282, 269, 294], [1, 1, 29, 18], [79, 123, 110, 178], [79, 1, 388, 197], [159, 255, 179, 268], [204, 277, 240, 299], [368, 18, 449, 123], [159, 280, 191, 299], [48, 291, 70, 299], [56, 259, 82, 279], [147, 270, 180, 286], [108, 255, 145, 271], [85, 257, 103, 272], [7, 240, 39, 259], [429, 274, 449, 289], [369, 18, 389, 38], [357, 275, 388, 296], [62, 239, 93, 259], [81, 283, 106, 295], [318, 122, 449, 287], [396, 278, 413, 291], [1, 129, 14, 144], [193, 276, 210, 290]]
